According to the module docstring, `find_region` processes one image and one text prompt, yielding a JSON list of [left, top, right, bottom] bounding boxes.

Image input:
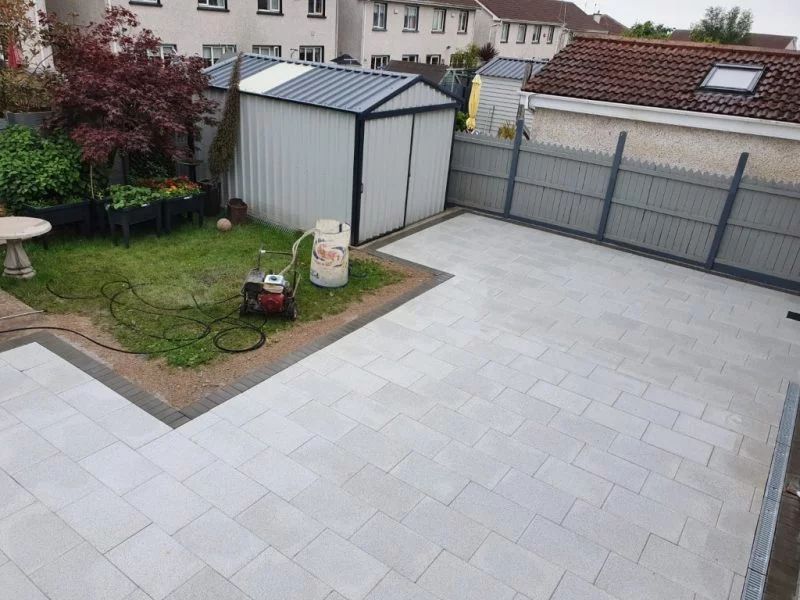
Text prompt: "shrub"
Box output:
[[455, 111, 468, 132], [497, 122, 516, 140], [208, 53, 242, 183], [449, 44, 480, 69], [108, 185, 161, 210], [477, 43, 498, 63], [0, 69, 50, 114], [139, 176, 201, 198], [0, 125, 82, 213]]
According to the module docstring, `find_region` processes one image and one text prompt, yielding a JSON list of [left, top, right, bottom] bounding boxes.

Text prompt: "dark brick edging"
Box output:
[[0, 210, 461, 427]]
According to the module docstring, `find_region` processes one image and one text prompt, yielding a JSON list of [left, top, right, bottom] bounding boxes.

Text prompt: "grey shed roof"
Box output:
[[476, 57, 548, 80], [205, 54, 457, 114]]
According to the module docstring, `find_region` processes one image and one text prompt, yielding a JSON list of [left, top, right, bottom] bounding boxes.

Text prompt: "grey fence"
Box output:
[[447, 128, 800, 292]]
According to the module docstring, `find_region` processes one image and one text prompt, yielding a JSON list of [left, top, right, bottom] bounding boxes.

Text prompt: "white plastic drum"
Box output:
[[310, 219, 350, 288]]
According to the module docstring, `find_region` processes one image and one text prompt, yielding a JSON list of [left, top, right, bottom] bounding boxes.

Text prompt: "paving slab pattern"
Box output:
[[1, 213, 799, 600]]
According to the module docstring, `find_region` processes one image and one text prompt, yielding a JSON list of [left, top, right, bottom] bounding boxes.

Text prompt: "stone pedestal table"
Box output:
[[0, 217, 52, 279]]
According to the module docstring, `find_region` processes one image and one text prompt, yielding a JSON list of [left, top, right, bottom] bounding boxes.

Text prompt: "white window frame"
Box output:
[[370, 54, 390, 69], [202, 44, 236, 66], [426, 54, 441, 65], [257, 0, 281, 13], [500, 22, 509, 43], [516, 23, 527, 43], [401, 54, 419, 62], [252, 45, 281, 57], [198, 0, 226, 8], [148, 44, 177, 59], [403, 5, 419, 32], [432, 8, 445, 33], [373, 2, 387, 30], [700, 63, 764, 92], [298, 45, 323, 62], [457, 10, 469, 33], [308, 0, 324, 16], [531, 24, 541, 43], [546, 25, 555, 44]]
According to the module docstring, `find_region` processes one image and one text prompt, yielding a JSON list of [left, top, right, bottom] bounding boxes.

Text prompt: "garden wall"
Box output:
[[448, 131, 800, 291]]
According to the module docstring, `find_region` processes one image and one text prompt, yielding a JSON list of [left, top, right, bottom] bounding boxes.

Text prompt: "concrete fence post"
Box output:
[[596, 131, 627, 241], [705, 152, 749, 269], [502, 117, 526, 217]]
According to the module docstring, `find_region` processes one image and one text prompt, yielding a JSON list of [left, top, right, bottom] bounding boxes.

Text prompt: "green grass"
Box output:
[[0, 219, 403, 367]]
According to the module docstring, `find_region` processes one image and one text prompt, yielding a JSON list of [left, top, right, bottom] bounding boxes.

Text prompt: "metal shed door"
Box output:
[[359, 116, 413, 242], [405, 110, 454, 226]]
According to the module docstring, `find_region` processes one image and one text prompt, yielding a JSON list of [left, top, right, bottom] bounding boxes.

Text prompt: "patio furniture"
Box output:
[[0, 216, 52, 278]]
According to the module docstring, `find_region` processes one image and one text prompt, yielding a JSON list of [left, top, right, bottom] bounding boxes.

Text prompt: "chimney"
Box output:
[[592, 13, 602, 24]]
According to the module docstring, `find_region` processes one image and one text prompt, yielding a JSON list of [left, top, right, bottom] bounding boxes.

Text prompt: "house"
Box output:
[[473, 0, 610, 60], [474, 56, 546, 134], [44, 0, 339, 64], [521, 35, 800, 180], [591, 12, 626, 35], [199, 54, 458, 243], [671, 30, 797, 51], [337, 0, 479, 69], [385, 59, 447, 85]]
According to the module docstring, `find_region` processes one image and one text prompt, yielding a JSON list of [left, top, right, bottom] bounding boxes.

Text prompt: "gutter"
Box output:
[[526, 93, 800, 142]]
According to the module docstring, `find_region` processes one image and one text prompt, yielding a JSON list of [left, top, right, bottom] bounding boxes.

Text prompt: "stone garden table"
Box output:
[[0, 216, 51, 279]]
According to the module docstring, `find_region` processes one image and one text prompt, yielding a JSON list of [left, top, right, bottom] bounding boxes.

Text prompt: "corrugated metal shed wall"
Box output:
[[373, 81, 453, 112], [359, 116, 413, 241], [405, 109, 455, 225], [477, 57, 548, 79], [229, 95, 355, 230], [475, 76, 533, 136]]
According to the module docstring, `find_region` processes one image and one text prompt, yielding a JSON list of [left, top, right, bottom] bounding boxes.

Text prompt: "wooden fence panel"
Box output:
[[447, 133, 513, 213]]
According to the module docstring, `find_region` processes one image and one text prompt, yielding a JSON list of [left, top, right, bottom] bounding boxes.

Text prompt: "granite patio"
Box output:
[[1, 212, 799, 600]]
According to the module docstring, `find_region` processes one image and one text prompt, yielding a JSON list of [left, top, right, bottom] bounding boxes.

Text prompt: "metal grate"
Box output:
[[742, 570, 766, 600]]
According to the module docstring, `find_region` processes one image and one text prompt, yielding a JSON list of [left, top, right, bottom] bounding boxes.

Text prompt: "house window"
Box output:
[[373, 2, 387, 30], [308, 0, 324, 16], [202, 44, 236, 66], [253, 45, 281, 57], [298, 45, 323, 62], [132, 0, 160, 4], [401, 54, 418, 62], [152, 44, 177, 59], [370, 55, 389, 69], [546, 25, 555, 44], [403, 6, 419, 31], [198, 0, 226, 9], [457, 10, 469, 33], [516, 24, 527, 43], [426, 54, 441, 64], [432, 8, 445, 33], [700, 63, 764, 92], [531, 24, 541, 43], [500, 22, 509, 43], [258, 0, 281, 12]]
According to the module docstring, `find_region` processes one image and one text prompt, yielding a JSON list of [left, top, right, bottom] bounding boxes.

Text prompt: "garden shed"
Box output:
[[201, 55, 459, 244], [475, 57, 547, 136]]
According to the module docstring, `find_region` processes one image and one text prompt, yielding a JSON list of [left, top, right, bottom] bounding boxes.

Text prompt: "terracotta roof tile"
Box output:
[[479, 0, 607, 32], [522, 35, 800, 123]]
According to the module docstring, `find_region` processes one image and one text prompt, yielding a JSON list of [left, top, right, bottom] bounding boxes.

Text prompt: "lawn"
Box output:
[[0, 219, 403, 367]]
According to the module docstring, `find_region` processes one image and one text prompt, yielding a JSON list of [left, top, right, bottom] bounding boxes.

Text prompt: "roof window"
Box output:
[[700, 63, 764, 93]]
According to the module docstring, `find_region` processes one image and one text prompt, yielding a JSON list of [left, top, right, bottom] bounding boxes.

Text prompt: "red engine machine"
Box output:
[[240, 249, 298, 320]]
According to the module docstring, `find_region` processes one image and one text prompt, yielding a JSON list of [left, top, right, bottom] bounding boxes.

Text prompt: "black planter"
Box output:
[[107, 200, 163, 249], [91, 197, 112, 233], [21, 200, 91, 249], [200, 181, 221, 217], [162, 193, 205, 233]]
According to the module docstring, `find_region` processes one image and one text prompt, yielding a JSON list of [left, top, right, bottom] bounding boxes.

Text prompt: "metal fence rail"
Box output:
[[447, 126, 800, 292]]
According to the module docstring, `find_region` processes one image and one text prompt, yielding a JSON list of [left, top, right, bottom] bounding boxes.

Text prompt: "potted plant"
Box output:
[[0, 125, 90, 244], [140, 176, 205, 233], [106, 184, 162, 248]]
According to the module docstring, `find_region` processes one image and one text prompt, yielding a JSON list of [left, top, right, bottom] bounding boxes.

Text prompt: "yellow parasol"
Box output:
[[466, 75, 482, 131]]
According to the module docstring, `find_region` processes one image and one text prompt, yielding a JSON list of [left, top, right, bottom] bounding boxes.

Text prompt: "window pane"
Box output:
[[458, 10, 468, 32], [501, 22, 509, 42], [404, 6, 418, 30], [517, 24, 526, 42], [308, 0, 323, 14], [373, 3, 386, 28], [432, 9, 444, 32], [546, 25, 555, 43], [705, 66, 761, 90], [531, 24, 541, 42]]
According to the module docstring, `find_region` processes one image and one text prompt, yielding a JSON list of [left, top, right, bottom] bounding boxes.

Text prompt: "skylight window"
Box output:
[[700, 63, 764, 93]]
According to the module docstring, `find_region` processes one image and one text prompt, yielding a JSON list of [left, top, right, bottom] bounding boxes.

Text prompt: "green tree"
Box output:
[[624, 21, 673, 39], [689, 6, 752, 44]]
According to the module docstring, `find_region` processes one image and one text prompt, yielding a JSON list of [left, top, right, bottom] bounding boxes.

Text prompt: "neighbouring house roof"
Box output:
[[477, 0, 608, 31], [592, 13, 626, 35], [403, 0, 479, 9], [386, 60, 447, 86], [522, 35, 800, 124], [671, 30, 797, 50], [477, 56, 548, 79], [205, 54, 457, 114]]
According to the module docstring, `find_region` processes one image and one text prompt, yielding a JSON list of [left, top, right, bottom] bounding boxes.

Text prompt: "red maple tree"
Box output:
[[39, 7, 216, 167]]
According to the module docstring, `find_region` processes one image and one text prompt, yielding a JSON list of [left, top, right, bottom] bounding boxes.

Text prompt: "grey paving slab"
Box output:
[[473, 429, 546, 476], [0, 342, 60, 370], [167, 567, 251, 600], [189, 419, 266, 467], [512, 421, 583, 462], [58, 380, 130, 421], [535, 457, 613, 507], [79, 442, 161, 495], [562, 500, 649, 561], [573, 446, 649, 492], [15, 453, 101, 510], [124, 473, 211, 534], [23, 359, 92, 394], [371, 383, 437, 420], [0, 467, 35, 520], [295, 530, 390, 600], [290, 401, 358, 442], [364, 570, 438, 600], [292, 479, 375, 538], [233, 547, 330, 600], [0, 561, 49, 600], [96, 404, 171, 449], [342, 464, 425, 520], [184, 461, 267, 518], [138, 431, 216, 482], [417, 551, 515, 600], [434, 440, 509, 489], [240, 448, 318, 501], [391, 452, 469, 505], [603, 485, 686, 543], [237, 492, 325, 557], [402, 497, 488, 560], [337, 424, 411, 471], [40, 413, 117, 461], [450, 482, 534, 541], [107, 524, 204, 600], [332, 393, 399, 430], [4, 388, 78, 430], [551, 572, 616, 600], [608, 435, 682, 478], [30, 542, 136, 600], [291, 435, 366, 485], [679, 517, 751, 575], [494, 469, 576, 523]]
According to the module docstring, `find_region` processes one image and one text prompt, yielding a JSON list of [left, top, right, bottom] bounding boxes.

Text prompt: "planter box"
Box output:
[[162, 193, 205, 233], [6, 111, 52, 129], [200, 181, 221, 217], [107, 200, 163, 249], [91, 197, 112, 233], [21, 200, 91, 249]]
